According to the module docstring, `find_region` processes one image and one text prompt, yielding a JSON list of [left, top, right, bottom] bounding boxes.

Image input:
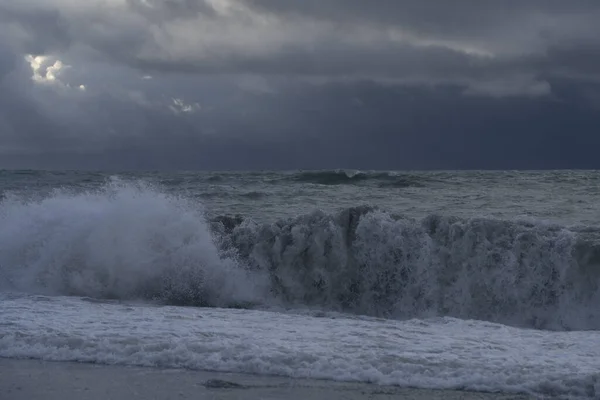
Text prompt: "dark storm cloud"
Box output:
[[0, 0, 598, 93], [0, 1, 600, 169], [2, 0, 598, 82]]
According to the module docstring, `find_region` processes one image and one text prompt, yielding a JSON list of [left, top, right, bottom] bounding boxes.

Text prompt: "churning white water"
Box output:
[[1, 171, 600, 399], [0, 180, 265, 306]]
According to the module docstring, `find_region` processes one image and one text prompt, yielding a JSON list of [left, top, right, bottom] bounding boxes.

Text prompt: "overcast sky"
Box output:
[[1, 0, 600, 170]]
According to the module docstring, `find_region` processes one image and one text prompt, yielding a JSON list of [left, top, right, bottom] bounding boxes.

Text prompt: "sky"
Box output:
[[1, 0, 600, 170]]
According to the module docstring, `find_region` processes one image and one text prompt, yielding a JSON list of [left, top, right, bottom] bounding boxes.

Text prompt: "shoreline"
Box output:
[[1, 358, 532, 400]]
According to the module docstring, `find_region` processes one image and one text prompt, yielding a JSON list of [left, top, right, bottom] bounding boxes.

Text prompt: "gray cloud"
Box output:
[[3, 1, 599, 84], [0, 1, 600, 169]]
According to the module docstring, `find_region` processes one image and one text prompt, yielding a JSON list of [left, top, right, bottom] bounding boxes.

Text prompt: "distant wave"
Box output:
[[206, 175, 224, 182], [239, 191, 268, 199], [286, 170, 429, 187], [198, 190, 268, 200], [1, 180, 599, 331]]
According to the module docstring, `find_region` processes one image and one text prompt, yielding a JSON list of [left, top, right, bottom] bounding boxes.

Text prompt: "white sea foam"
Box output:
[[0, 293, 598, 399]]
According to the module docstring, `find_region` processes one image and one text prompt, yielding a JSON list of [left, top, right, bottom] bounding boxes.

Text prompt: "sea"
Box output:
[[1, 169, 599, 399]]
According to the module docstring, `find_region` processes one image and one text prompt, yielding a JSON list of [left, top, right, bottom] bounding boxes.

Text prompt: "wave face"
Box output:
[[1, 181, 600, 331], [287, 170, 428, 187], [216, 207, 600, 331]]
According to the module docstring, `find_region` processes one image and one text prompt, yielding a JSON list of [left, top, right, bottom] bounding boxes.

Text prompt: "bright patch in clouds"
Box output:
[[25, 54, 86, 91], [25, 55, 66, 84]]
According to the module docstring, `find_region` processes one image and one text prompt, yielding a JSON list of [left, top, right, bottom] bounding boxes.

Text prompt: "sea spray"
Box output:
[[0, 179, 266, 307]]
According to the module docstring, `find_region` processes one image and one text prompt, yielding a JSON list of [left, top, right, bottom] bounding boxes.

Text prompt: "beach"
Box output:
[[1, 358, 532, 400]]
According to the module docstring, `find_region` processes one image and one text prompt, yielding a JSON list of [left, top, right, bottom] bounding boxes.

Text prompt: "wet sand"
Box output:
[[0, 358, 532, 400]]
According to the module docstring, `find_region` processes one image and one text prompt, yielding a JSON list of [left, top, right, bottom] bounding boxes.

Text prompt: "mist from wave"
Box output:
[[1, 179, 600, 331], [0, 179, 267, 308]]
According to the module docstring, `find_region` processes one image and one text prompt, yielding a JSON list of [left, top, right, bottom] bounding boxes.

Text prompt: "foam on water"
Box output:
[[0, 293, 598, 399]]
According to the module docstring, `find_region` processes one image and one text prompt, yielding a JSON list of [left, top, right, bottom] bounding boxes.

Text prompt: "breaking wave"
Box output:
[[1, 180, 600, 331], [0, 179, 267, 308], [215, 208, 600, 331]]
